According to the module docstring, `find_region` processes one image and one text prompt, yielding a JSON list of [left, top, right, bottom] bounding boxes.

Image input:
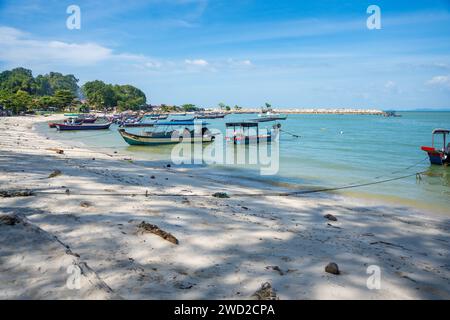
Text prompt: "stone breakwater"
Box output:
[[210, 108, 386, 115]]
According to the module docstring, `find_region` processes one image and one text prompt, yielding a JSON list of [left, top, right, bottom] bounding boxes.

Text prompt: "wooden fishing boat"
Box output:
[[251, 116, 287, 122], [56, 122, 112, 131], [225, 121, 280, 144], [256, 112, 287, 121], [118, 121, 215, 146], [78, 117, 97, 123], [421, 129, 449, 165], [143, 114, 169, 120], [48, 117, 84, 128], [194, 113, 226, 119]]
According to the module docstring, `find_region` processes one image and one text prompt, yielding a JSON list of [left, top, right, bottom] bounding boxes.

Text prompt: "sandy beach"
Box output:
[[0, 115, 449, 300]]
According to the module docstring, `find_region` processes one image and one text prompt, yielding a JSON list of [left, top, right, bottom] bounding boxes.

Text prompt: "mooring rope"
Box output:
[[280, 129, 301, 138], [28, 165, 429, 198]]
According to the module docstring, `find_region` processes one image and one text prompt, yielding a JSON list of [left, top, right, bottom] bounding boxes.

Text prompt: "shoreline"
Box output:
[[1, 115, 449, 299], [34, 117, 449, 218]]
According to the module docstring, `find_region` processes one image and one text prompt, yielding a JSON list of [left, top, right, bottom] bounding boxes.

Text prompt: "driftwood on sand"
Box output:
[[48, 170, 62, 178], [138, 222, 179, 245], [251, 282, 279, 300], [0, 214, 21, 225], [0, 190, 34, 198]]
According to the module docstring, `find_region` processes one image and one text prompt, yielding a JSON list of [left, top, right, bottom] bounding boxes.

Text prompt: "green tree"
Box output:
[[54, 89, 76, 110], [0, 68, 36, 94], [181, 104, 199, 112], [114, 84, 146, 111], [82, 81, 116, 108]]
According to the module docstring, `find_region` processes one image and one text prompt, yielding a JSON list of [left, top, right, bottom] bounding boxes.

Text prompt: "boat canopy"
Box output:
[[432, 129, 450, 135]]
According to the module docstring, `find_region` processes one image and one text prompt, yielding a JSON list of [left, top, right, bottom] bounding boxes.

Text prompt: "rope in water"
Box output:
[[279, 129, 301, 138]]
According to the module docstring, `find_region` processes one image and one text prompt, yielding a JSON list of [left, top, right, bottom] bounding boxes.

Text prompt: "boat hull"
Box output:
[[226, 134, 274, 145], [118, 129, 214, 146], [421, 146, 449, 165], [56, 123, 112, 131]]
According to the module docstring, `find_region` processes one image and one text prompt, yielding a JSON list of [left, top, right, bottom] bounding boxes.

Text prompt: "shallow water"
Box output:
[[38, 112, 450, 215]]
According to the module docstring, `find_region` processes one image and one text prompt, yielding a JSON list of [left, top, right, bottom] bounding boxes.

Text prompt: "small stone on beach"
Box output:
[[80, 201, 93, 208], [324, 214, 338, 221], [212, 192, 230, 199], [48, 170, 62, 179], [325, 262, 340, 275]]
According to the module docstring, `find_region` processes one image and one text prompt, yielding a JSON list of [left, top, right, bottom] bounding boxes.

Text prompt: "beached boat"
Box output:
[[421, 129, 450, 165], [225, 121, 280, 144], [56, 122, 112, 131], [118, 121, 215, 146], [77, 117, 97, 123]]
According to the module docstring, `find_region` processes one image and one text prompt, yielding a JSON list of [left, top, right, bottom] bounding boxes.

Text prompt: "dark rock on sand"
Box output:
[[0, 214, 21, 226], [212, 192, 230, 199], [80, 201, 93, 208], [48, 170, 62, 178], [325, 262, 340, 275], [324, 214, 338, 221]]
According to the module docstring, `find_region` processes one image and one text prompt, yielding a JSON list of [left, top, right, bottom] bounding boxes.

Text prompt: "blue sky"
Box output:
[[1, 0, 450, 109]]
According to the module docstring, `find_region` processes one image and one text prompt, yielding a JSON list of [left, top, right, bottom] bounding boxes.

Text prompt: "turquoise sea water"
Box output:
[[38, 112, 450, 215]]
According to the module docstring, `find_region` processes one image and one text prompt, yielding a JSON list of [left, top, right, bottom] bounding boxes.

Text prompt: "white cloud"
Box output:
[[426, 75, 450, 88], [0, 26, 254, 76], [385, 80, 396, 89], [0, 26, 112, 66], [185, 59, 209, 66], [225, 58, 253, 67]]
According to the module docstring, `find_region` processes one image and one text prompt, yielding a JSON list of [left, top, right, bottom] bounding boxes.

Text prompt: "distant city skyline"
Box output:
[[1, 0, 450, 109]]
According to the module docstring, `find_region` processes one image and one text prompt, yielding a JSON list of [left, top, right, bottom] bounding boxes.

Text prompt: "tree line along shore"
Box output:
[[0, 67, 386, 116]]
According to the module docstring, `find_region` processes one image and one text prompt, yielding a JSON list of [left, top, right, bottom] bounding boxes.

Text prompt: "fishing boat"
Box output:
[[256, 111, 287, 121], [384, 111, 402, 117], [421, 129, 450, 165], [118, 121, 215, 146], [169, 118, 195, 123], [225, 121, 280, 144], [56, 122, 112, 131], [48, 115, 98, 128], [77, 117, 97, 123], [194, 113, 226, 119], [143, 114, 169, 120]]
